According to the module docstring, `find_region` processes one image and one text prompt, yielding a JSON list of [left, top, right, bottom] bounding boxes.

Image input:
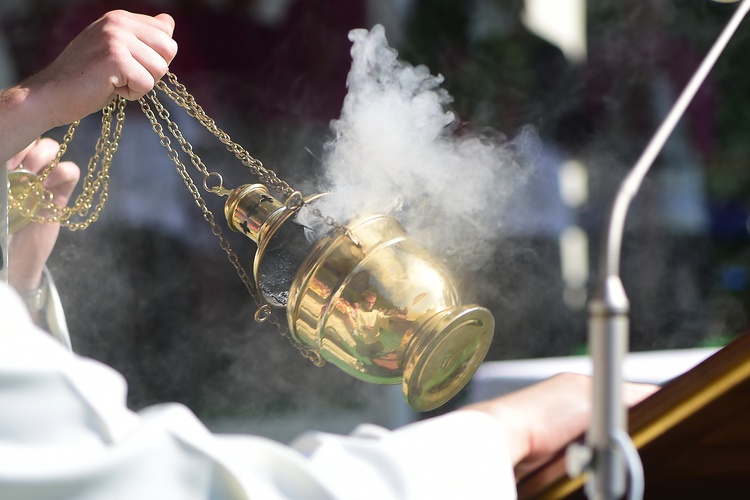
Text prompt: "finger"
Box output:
[[14, 137, 60, 174], [43, 160, 80, 207], [110, 33, 176, 100], [10, 138, 80, 207], [114, 11, 178, 75], [112, 60, 158, 100], [128, 20, 178, 69], [7, 140, 39, 171], [134, 13, 178, 54], [137, 31, 178, 75], [123, 11, 175, 37], [155, 13, 176, 36]]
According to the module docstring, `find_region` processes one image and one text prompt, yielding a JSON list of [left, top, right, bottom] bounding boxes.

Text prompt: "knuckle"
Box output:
[[101, 9, 130, 26]]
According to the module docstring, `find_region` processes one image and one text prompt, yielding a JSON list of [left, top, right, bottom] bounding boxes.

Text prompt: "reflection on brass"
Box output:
[[226, 183, 495, 411], [291, 214, 494, 411], [225, 183, 325, 308], [8, 170, 43, 233]]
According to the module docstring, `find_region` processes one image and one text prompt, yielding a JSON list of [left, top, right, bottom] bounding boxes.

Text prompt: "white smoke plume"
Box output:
[[301, 24, 535, 272]]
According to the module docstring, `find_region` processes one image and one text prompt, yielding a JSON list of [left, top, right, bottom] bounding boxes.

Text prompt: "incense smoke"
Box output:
[[300, 24, 535, 272]]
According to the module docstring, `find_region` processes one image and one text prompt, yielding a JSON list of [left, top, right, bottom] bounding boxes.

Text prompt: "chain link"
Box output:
[[138, 87, 324, 367], [156, 72, 298, 199], [157, 72, 347, 237], [7, 77, 326, 366], [8, 96, 124, 230]]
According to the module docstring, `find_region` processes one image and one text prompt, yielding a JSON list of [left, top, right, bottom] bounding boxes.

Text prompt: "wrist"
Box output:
[[18, 77, 61, 131], [0, 86, 53, 163]]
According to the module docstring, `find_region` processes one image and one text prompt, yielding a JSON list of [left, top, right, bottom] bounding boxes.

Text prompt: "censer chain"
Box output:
[[137, 88, 324, 367], [7, 76, 324, 366], [154, 71, 298, 202], [155, 72, 353, 237], [8, 96, 125, 230]]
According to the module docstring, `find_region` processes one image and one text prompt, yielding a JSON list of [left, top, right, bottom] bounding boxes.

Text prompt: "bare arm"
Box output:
[[0, 10, 178, 164], [2, 9, 178, 296]]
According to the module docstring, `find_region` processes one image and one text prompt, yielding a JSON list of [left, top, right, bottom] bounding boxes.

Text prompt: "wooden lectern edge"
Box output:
[[517, 331, 750, 499]]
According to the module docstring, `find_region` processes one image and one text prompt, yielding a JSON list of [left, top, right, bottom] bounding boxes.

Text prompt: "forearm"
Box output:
[[0, 85, 56, 165], [1, 10, 177, 165]]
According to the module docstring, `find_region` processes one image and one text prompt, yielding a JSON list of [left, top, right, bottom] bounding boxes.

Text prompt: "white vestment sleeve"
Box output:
[[0, 282, 516, 499]]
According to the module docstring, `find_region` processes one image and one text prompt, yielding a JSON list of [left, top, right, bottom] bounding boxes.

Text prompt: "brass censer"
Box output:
[[6, 72, 495, 411]]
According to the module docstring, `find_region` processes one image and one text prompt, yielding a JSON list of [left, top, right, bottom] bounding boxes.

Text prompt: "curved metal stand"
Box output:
[[567, 2, 750, 498]]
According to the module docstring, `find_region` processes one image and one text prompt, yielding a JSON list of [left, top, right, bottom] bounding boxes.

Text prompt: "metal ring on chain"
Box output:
[[254, 304, 272, 323], [202, 171, 226, 195], [284, 191, 304, 210]]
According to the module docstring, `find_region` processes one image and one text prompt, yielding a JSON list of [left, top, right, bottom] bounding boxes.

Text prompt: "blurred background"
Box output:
[[3, 0, 750, 438]]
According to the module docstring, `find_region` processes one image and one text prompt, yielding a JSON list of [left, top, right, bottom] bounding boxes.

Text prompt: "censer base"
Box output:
[[402, 305, 494, 412]]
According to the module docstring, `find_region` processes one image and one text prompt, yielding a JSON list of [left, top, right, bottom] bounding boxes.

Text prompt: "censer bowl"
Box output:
[[287, 214, 494, 412], [225, 184, 495, 412]]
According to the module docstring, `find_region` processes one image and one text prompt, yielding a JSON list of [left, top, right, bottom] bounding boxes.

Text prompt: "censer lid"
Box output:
[[402, 305, 494, 412]]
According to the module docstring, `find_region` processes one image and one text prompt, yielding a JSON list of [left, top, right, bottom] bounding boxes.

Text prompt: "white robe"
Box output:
[[0, 282, 517, 499]]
